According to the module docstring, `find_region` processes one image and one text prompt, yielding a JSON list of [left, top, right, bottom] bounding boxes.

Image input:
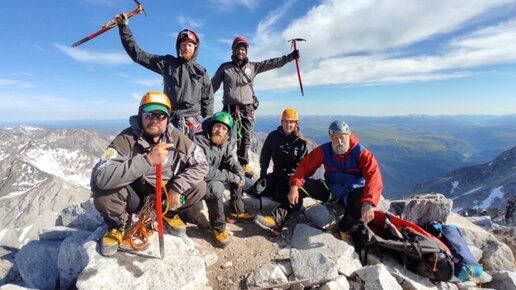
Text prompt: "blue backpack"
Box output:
[[428, 222, 484, 281]]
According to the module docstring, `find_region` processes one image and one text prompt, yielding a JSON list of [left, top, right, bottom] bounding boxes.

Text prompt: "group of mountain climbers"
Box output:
[[90, 15, 383, 256]]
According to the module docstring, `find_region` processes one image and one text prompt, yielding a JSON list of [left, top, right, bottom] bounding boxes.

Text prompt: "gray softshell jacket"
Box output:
[[119, 24, 214, 118], [193, 132, 244, 184], [91, 116, 208, 195], [211, 54, 294, 106]]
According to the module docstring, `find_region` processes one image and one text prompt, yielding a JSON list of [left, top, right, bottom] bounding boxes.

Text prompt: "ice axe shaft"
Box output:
[[155, 163, 165, 259], [289, 38, 306, 96], [71, 0, 144, 47]]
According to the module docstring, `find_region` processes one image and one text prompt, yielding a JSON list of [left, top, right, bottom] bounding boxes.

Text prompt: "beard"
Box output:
[[332, 142, 349, 156], [211, 134, 226, 145], [143, 124, 165, 139], [181, 50, 194, 61]]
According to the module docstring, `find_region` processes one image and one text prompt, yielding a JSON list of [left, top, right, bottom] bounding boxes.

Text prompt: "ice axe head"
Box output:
[[289, 38, 306, 49], [133, 0, 146, 16]]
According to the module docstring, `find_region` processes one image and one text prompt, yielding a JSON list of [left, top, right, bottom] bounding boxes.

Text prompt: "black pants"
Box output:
[[205, 180, 245, 231], [271, 178, 365, 226], [223, 104, 255, 166], [93, 178, 206, 230]]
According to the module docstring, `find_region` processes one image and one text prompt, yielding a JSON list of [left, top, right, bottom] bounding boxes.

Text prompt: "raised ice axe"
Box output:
[[289, 38, 306, 96], [71, 0, 145, 47]]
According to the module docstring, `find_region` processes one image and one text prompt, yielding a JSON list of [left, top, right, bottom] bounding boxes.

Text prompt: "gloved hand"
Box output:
[[290, 49, 300, 59], [115, 13, 129, 26]]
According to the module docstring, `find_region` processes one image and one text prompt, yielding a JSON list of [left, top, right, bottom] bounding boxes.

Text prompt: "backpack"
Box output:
[[427, 222, 484, 281], [340, 210, 455, 281]]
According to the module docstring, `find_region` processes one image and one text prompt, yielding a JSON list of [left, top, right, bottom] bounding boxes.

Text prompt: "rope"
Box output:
[[121, 180, 169, 251]]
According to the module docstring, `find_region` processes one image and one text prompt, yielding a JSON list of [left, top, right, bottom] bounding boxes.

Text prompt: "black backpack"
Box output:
[[340, 211, 455, 282]]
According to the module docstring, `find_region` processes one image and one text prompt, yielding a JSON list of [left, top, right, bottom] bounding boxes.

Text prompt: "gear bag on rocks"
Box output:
[[340, 210, 454, 282]]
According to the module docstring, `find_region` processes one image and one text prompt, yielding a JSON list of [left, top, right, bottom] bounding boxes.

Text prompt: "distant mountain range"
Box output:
[[413, 145, 516, 211], [0, 126, 109, 247]]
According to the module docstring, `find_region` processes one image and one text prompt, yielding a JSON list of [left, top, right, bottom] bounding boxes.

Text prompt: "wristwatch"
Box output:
[[362, 202, 373, 210]]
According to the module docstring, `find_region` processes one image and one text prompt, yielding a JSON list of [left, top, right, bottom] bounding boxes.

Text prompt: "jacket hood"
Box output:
[[176, 32, 200, 61]]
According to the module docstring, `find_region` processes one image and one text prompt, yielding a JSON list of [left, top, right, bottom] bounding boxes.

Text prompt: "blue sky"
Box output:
[[1, 0, 516, 122]]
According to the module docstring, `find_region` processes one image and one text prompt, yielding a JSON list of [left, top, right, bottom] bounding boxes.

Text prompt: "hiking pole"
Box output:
[[289, 38, 306, 96], [71, 0, 145, 47], [155, 163, 165, 259]]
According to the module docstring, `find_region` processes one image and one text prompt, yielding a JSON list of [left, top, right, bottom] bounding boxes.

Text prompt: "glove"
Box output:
[[290, 49, 300, 59], [115, 13, 129, 26]]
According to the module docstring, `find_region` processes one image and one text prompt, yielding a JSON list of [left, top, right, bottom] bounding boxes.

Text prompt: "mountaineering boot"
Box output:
[[213, 228, 232, 248], [226, 211, 256, 223], [163, 214, 187, 236], [254, 215, 277, 230], [101, 228, 124, 256], [242, 165, 254, 178]]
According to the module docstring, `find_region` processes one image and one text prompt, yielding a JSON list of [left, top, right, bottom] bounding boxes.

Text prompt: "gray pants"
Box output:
[[93, 178, 206, 230], [205, 180, 245, 231]]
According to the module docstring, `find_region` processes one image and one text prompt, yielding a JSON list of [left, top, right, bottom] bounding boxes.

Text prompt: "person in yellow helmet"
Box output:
[[91, 91, 209, 256], [253, 108, 308, 235]]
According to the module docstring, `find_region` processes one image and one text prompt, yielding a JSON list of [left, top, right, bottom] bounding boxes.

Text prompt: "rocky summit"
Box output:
[[0, 126, 515, 289]]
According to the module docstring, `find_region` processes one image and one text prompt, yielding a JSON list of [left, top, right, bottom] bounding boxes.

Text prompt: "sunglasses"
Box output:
[[142, 112, 168, 121]]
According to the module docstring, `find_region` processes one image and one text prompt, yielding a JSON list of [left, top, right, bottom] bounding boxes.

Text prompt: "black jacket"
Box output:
[[260, 126, 308, 178], [119, 25, 213, 118]]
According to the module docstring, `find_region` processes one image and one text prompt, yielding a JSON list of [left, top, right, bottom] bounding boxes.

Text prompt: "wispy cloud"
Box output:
[[210, 0, 259, 11], [249, 0, 516, 90], [178, 15, 203, 29], [134, 78, 162, 87], [0, 78, 35, 88], [54, 43, 131, 65]]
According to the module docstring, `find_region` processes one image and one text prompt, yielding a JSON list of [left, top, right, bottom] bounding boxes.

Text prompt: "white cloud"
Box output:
[[178, 15, 203, 29], [248, 0, 516, 90], [210, 0, 259, 10], [54, 43, 131, 65], [134, 78, 162, 87], [0, 78, 35, 88]]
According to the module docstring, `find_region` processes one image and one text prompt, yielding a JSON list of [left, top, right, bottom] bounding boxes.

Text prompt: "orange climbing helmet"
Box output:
[[139, 91, 171, 115], [281, 108, 299, 121]]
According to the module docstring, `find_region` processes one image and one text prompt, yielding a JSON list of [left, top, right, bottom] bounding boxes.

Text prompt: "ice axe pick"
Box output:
[[289, 38, 306, 96], [71, 0, 145, 47]]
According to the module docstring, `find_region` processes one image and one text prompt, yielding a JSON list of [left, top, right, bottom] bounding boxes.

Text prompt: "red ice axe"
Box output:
[[71, 0, 145, 47], [155, 163, 165, 259], [289, 38, 306, 96]]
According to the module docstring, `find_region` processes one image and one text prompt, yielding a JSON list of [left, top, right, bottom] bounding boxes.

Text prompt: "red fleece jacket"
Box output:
[[289, 134, 383, 206]]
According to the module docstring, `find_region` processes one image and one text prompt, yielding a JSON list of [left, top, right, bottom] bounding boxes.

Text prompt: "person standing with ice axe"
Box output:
[[211, 36, 300, 178], [115, 13, 214, 139]]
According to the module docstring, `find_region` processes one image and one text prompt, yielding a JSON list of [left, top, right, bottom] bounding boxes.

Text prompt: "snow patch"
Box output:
[[18, 224, 34, 242], [450, 180, 459, 194], [475, 186, 504, 209], [452, 186, 483, 200]]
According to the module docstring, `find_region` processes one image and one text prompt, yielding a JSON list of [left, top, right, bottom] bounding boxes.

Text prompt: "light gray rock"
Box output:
[[15, 240, 61, 290], [364, 251, 437, 290], [355, 264, 403, 290], [57, 231, 92, 290], [320, 276, 350, 290], [291, 224, 362, 276], [0, 285, 37, 289], [290, 248, 339, 287], [399, 194, 452, 225], [469, 245, 483, 262], [304, 204, 336, 230], [38, 226, 79, 241], [245, 262, 288, 289], [435, 281, 459, 290], [76, 234, 208, 289], [483, 270, 516, 290], [464, 216, 492, 230], [185, 200, 210, 228], [56, 199, 103, 231]]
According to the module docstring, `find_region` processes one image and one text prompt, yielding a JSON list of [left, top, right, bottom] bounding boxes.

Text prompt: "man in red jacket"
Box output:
[[255, 120, 383, 233]]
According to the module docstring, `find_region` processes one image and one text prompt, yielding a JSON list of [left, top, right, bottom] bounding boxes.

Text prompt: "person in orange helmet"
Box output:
[[253, 108, 308, 235], [91, 92, 208, 256]]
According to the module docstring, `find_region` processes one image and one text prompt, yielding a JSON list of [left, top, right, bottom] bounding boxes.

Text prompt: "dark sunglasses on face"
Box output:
[[142, 112, 168, 121]]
